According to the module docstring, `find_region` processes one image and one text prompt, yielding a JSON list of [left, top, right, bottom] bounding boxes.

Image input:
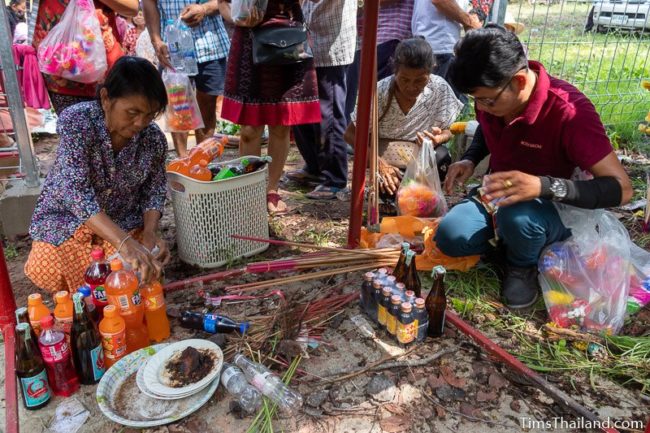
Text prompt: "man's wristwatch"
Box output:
[[549, 177, 568, 201]]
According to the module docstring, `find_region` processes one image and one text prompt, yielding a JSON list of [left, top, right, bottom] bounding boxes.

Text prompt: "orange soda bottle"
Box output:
[[99, 305, 127, 368], [188, 159, 213, 181], [166, 157, 191, 175], [141, 281, 171, 342], [27, 293, 51, 337], [105, 259, 149, 353], [188, 136, 226, 165], [53, 291, 74, 340]]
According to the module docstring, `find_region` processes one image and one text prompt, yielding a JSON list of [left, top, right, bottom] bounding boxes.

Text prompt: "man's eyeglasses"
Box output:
[[469, 68, 526, 107]]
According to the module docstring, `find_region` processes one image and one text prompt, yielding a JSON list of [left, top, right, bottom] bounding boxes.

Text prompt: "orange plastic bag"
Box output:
[[360, 216, 479, 272]]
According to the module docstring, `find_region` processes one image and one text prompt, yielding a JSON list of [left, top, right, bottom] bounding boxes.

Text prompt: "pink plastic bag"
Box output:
[[162, 69, 204, 133], [37, 0, 107, 84]]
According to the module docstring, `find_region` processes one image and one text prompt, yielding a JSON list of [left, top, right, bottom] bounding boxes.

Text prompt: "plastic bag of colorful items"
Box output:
[[538, 206, 650, 335], [37, 0, 107, 83], [396, 139, 448, 218], [162, 69, 205, 132]]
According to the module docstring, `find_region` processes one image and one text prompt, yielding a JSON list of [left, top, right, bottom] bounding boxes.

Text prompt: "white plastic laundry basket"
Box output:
[[167, 157, 269, 268]]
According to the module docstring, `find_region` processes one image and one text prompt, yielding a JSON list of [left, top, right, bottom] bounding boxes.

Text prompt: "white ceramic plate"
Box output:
[[142, 339, 223, 397], [136, 363, 215, 400], [96, 344, 220, 428]]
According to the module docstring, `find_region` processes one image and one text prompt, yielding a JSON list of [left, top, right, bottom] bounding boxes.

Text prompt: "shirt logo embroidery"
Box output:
[[520, 140, 542, 149]]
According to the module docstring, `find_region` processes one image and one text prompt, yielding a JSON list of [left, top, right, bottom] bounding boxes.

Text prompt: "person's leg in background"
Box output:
[[376, 39, 399, 81], [292, 116, 323, 181], [303, 65, 349, 198], [194, 58, 226, 143], [344, 49, 361, 125], [434, 197, 493, 258], [266, 125, 291, 213]]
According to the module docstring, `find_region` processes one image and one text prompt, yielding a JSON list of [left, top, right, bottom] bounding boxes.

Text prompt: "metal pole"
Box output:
[[0, 5, 40, 188], [347, 0, 379, 248], [0, 241, 19, 433]]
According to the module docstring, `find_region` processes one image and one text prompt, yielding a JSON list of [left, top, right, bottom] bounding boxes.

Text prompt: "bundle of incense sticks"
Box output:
[[227, 235, 401, 292]]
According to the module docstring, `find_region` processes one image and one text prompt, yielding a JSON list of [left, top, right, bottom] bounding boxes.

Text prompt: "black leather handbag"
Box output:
[[251, 18, 313, 66]]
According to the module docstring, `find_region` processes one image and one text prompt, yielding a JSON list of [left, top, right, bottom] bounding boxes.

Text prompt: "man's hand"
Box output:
[[481, 170, 542, 207], [181, 4, 207, 27], [234, 6, 263, 27], [444, 159, 475, 194], [152, 39, 173, 69], [465, 12, 482, 30], [378, 157, 403, 195]]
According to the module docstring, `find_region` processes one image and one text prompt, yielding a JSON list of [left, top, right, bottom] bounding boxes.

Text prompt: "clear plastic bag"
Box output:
[[396, 139, 448, 218], [36, 0, 107, 83], [162, 69, 204, 132], [231, 0, 268, 24], [538, 206, 633, 334]]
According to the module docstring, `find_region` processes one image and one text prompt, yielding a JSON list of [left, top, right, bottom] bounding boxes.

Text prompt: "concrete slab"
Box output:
[[0, 181, 42, 240]]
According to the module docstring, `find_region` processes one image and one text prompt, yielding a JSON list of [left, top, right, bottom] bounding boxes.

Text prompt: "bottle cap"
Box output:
[[391, 295, 402, 304], [72, 293, 84, 312], [15, 306, 27, 318], [199, 159, 208, 167], [110, 259, 123, 271], [372, 279, 383, 288], [239, 322, 250, 334], [401, 302, 412, 312], [377, 268, 388, 275], [386, 276, 396, 283], [54, 291, 69, 304], [104, 305, 118, 318], [382, 287, 392, 296], [16, 322, 30, 333], [402, 242, 410, 252], [415, 298, 425, 307], [91, 247, 105, 261], [364, 272, 375, 280], [431, 265, 446, 277], [40, 315, 54, 329], [27, 293, 42, 305], [405, 290, 415, 298], [78, 285, 91, 297], [166, 19, 174, 25], [405, 250, 416, 265], [396, 283, 406, 291]]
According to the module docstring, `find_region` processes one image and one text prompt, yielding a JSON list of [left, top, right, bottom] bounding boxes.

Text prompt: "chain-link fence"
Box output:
[[506, 0, 649, 132]]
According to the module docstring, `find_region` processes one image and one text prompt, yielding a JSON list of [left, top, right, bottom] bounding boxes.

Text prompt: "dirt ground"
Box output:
[[1, 135, 649, 433]]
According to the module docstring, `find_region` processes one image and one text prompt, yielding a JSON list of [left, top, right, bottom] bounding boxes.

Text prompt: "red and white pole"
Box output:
[[0, 241, 19, 433]]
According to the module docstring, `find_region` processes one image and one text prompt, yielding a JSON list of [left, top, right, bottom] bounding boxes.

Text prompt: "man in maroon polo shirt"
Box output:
[[434, 25, 632, 309]]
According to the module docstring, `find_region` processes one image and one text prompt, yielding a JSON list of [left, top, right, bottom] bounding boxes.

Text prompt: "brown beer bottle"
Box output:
[[392, 242, 411, 283], [403, 250, 422, 298], [71, 293, 106, 384], [15, 323, 51, 410], [386, 295, 402, 336], [426, 266, 447, 337]]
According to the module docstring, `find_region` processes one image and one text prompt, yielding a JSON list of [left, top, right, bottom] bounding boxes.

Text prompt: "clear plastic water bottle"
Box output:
[[233, 354, 303, 415], [179, 24, 198, 76], [221, 363, 262, 414], [164, 20, 184, 72]]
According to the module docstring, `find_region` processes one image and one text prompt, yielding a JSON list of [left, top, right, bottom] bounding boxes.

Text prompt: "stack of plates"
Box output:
[[136, 339, 223, 400]]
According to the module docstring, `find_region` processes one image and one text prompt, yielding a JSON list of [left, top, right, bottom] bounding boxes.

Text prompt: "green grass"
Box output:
[[506, 2, 649, 148], [3, 244, 18, 261]]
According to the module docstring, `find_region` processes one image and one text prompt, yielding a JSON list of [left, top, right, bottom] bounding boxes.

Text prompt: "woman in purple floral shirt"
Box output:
[[25, 57, 170, 293]]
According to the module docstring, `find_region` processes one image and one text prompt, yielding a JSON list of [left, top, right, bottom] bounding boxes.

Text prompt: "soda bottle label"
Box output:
[[204, 314, 220, 333], [19, 370, 50, 408], [90, 344, 106, 381], [144, 293, 165, 311], [41, 339, 71, 363], [251, 371, 274, 393], [377, 305, 387, 325], [386, 315, 397, 335], [221, 366, 238, 387], [397, 322, 416, 344], [108, 294, 131, 312], [101, 330, 127, 361], [132, 289, 142, 306], [90, 284, 108, 304], [55, 317, 73, 336]]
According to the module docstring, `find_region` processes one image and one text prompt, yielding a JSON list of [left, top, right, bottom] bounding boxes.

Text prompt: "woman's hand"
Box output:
[[181, 4, 207, 27], [141, 231, 171, 266], [416, 127, 452, 147], [120, 237, 162, 284], [481, 171, 542, 207], [378, 157, 403, 195], [234, 6, 263, 27], [444, 159, 475, 194]]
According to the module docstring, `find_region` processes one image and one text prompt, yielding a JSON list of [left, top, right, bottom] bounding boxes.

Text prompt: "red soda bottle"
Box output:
[[84, 248, 111, 321], [38, 315, 79, 397]]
